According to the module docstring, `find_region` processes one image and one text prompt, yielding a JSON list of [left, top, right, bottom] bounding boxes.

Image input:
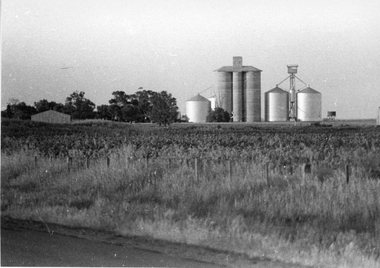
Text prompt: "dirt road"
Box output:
[[1, 217, 307, 267]]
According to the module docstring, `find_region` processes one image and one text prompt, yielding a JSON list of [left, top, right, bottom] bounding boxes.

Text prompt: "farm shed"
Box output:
[[31, 110, 71, 124]]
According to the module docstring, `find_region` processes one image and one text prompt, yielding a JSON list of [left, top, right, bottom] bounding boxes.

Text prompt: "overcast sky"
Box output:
[[2, 0, 380, 119]]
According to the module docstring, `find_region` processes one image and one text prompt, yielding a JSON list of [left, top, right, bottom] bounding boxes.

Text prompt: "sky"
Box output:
[[1, 0, 380, 119]]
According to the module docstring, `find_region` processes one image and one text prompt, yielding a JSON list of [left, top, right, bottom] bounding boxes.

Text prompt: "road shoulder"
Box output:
[[1, 216, 308, 268]]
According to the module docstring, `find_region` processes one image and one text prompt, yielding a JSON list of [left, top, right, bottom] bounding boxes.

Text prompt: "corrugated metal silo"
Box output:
[[232, 72, 242, 122], [265, 87, 289, 122], [216, 72, 232, 113], [186, 94, 211, 123], [207, 95, 216, 110], [377, 107, 380, 125], [297, 87, 322, 121]]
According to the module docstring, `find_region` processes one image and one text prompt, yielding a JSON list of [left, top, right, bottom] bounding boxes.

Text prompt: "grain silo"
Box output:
[[265, 87, 289, 122], [297, 87, 322, 121], [207, 95, 216, 110], [273, 65, 322, 122], [233, 72, 243, 121], [216, 72, 232, 113], [245, 71, 262, 122], [214, 57, 262, 122], [186, 94, 211, 123]]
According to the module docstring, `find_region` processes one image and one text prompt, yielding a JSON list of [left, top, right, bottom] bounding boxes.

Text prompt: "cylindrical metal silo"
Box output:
[[216, 72, 232, 113], [253, 71, 261, 122], [207, 96, 216, 111], [232, 72, 242, 122], [186, 94, 211, 123], [297, 87, 322, 121], [265, 87, 289, 122]]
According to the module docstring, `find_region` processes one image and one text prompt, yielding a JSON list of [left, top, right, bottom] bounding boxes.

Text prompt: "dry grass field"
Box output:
[[2, 119, 380, 267]]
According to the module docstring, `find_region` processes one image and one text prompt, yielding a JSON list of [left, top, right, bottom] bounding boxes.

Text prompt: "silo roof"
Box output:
[[214, 66, 262, 72], [298, 87, 320, 94], [266, 86, 288, 94], [187, 94, 211, 102]]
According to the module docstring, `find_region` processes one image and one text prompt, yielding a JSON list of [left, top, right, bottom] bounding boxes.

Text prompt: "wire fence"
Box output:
[[32, 155, 355, 185]]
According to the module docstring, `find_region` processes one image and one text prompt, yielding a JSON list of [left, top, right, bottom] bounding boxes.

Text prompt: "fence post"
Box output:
[[346, 164, 350, 184], [107, 157, 110, 168], [67, 156, 71, 171], [195, 158, 198, 181], [303, 163, 312, 181], [146, 155, 149, 168], [34, 155, 38, 167], [86, 157, 90, 169], [265, 163, 269, 186]]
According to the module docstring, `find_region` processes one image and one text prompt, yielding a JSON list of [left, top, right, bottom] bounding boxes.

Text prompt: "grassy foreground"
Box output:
[[1, 147, 380, 268]]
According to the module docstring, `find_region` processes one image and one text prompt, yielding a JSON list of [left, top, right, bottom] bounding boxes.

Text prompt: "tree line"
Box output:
[[2, 89, 179, 126]]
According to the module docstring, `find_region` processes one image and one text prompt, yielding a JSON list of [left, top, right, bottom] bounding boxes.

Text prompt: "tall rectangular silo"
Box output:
[[215, 56, 262, 121], [253, 71, 261, 122], [245, 72, 255, 123], [232, 72, 243, 122], [242, 73, 247, 121], [216, 72, 232, 113]]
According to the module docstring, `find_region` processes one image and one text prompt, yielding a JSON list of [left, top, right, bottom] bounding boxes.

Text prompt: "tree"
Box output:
[[4, 101, 37, 119], [135, 89, 154, 122], [109, 91, 130, 107], [109, 91, 140, 122], [8, 98, 20, 105], [64, 91, 95, 120], [148, 91, 178, 127], [5, 104, 13, 118], [34, 99, 64, 113], [207, 107, 230, 122], [96, 105, 113, 120], [107, 104, 122, 121], [107, 89, 179, 125], [122, 104, 139, 123]]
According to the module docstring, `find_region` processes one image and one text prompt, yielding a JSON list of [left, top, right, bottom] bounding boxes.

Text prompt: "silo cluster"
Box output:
[[185, 59, 322, 123], [264, 86, 322, 122], [265, 65, 322, 122], [214, 57, 262, 122]]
